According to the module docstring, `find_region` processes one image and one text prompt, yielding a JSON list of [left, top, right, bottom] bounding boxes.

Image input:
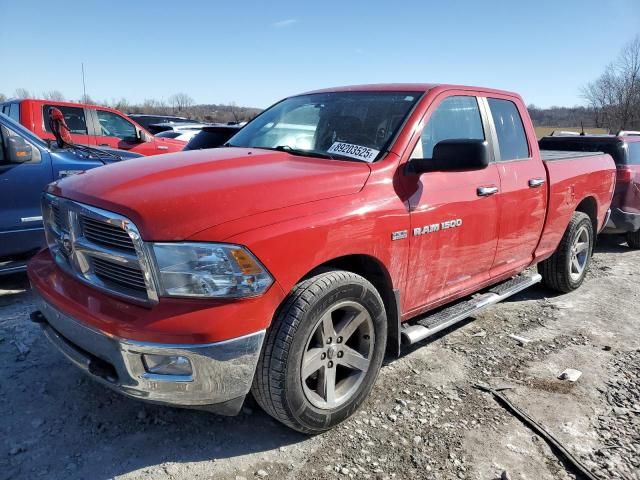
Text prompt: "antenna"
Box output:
[[81, 62, 87, 102], [580, 121, 585, 136]]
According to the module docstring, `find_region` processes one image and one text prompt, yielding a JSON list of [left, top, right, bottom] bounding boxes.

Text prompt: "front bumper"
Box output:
[[33, 292, 264, 415], [604, 207, 640, 233]]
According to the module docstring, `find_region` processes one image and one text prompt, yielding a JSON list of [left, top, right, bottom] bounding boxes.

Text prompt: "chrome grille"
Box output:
[[42, 194, 158, 305], [93, 257, 147, 291], [81, 217, 136, 252]]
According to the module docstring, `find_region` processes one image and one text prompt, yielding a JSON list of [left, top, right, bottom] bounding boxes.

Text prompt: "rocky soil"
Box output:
[[1, 236, 639, 480]]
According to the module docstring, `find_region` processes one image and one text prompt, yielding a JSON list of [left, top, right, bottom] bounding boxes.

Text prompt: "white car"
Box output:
[[153, 123, 208, 143]]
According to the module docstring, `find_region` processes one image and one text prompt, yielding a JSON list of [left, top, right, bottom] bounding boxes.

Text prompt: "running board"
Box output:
[[0, 259, 29, 275], [401, 272, 542, 345]]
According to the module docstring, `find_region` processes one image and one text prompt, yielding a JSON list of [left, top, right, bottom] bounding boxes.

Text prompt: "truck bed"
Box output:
[[541, 150, 605, 162]]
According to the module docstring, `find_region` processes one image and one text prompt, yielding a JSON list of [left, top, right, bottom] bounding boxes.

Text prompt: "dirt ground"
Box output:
[[1, 236, 638, 480]]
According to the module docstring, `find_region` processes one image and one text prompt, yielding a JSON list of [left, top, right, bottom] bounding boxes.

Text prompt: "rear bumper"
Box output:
[[604, 207, 640, 233], [33, 291, 264, 415]]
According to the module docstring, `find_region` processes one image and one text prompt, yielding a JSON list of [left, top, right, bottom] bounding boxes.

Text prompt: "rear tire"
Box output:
[[252, 270, 387, 434], [626, 230, 640, 249], [538, 212, 594, 293]]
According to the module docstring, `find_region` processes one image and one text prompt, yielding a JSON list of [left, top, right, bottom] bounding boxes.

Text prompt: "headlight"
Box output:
[[151, 243, 273, 298]]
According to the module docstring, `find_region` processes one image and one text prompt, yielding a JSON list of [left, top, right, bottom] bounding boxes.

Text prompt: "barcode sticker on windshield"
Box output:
[[328, 142, 380, 163]]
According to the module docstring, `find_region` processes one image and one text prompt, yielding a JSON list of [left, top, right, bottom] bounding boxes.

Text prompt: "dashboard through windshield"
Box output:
[[227, 91, 421, 162]]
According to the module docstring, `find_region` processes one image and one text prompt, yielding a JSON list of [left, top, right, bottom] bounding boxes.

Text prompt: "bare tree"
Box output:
[[42, 90, 66, 101], [583, 35, 640, 131], [14, 88, 31, 99], [169, 93, 194, 112], [79, 94, 95, 104]]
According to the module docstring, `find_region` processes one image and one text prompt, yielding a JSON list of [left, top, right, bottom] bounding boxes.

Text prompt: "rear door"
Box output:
[[486, 97, 547, 277], [42, 104, 94, 146], [0, 123, 52, 257], [403, 94, 501, 312]]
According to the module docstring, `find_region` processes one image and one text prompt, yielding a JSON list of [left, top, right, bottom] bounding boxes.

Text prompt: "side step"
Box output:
[[0, 259, 29, 276], [401, 272, 542, 345]]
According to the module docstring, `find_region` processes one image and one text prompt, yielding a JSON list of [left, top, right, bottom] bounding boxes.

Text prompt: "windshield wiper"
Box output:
[[273, 145, 335, 159]]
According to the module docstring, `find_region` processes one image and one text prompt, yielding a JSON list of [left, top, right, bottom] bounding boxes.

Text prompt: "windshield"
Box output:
[[227, 91, 421, 162]]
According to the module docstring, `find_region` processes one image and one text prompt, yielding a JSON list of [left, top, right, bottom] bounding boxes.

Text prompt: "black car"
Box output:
[[184, 124, 242, 151], [127, 114, 199, 134]]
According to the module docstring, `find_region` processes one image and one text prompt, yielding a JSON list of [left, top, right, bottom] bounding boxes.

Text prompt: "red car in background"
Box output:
[[0, 99, 185, 156]]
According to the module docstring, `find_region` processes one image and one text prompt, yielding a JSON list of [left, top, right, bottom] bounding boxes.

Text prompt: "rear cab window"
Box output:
[[487, 98, 529, 161], [43, 105, 88, 134]]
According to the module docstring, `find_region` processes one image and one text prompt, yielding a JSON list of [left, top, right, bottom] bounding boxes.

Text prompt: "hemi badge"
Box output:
[[391, 230, 408, 241]]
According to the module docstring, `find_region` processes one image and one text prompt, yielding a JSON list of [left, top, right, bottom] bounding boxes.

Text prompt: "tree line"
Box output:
[[2, 36, 639, 131]]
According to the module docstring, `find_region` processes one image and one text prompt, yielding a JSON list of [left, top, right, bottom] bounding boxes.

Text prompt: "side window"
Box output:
[[627, 142, 640, 165], [8, 103, 20, 123], [487, 98, 529, 161], [0, 125, 42, 164], [412, 96, 484, 159], [96, 110, 137, 140], [43, 105, 88, 134]]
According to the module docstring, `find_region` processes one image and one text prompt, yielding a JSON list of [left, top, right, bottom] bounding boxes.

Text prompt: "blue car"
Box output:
[[0, 113, 142, 274]]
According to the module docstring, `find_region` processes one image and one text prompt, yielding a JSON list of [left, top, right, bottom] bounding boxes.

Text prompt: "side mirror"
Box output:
[[7, 136, 33, 163], [135, 128, 145, 143], [410, 139, 489, 174]]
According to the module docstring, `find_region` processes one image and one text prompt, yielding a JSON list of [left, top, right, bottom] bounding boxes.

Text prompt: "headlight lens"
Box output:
[[151, 243, 273, 298]]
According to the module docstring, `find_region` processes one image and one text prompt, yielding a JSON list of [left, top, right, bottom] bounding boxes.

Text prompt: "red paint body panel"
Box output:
[[15, 99, 185, 156], [29, 249, 286, 343], [28, 84, 617, 345]]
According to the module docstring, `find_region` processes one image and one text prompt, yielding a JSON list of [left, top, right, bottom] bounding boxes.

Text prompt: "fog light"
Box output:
[[142, 354, 192, 376]]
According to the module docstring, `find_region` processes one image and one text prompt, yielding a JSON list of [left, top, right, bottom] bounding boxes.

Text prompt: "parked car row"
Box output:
[[21, 83, 624, 434], [0, 99, 185, 156]]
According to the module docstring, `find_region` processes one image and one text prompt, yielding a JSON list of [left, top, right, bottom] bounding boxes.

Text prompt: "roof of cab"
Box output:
[[300, 83, 521, 98]]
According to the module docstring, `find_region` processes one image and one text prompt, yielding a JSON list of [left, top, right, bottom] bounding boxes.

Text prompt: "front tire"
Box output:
[[252, 270, 387, 434], [626, 230, 640, 249], [538, 211, 594, 293]]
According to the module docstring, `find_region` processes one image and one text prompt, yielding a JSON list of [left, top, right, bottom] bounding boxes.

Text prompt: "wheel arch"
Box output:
[[299, 254, 401, 358], [575, 196, 598, 239]]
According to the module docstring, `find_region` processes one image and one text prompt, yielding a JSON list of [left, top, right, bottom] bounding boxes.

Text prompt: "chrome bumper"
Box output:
[[33, 292, 264, 415]]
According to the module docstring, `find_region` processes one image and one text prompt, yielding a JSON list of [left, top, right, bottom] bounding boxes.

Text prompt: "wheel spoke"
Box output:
[[320, 365, 337, 407], [339, 346, 369, 372], [301, 348, 324, 380], [575, 241, 589, 254], [336, 310, 368, 342], [571, 256, 582, 273], [320, 311, 336, 343]]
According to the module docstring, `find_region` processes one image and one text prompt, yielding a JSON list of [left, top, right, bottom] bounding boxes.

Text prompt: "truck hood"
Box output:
[[48, 147, 371, 240]]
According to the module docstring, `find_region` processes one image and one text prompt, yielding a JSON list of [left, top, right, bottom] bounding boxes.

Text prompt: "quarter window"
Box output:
[[96, 110, 137, 140], [8, 103, 20, 123], [487, 98, 529, 161], [412, 96, 484, 159], [44, 105, 88, 135]]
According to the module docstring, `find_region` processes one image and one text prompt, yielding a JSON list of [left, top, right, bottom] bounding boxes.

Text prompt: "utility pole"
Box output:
[[81, 62, 87, 101]]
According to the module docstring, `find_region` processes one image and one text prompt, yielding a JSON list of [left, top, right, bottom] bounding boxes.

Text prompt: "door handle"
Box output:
[[477, 186, 499, 197], [528, 178, 545, 188]]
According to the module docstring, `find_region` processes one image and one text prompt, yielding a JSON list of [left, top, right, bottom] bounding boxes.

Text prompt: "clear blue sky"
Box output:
[[1, 0, 638, 108]]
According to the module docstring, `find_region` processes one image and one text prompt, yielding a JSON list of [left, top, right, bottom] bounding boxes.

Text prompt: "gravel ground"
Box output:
[[1, 236, 639, 480]]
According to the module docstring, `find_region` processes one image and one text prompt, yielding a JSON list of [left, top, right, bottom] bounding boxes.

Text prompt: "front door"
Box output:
[[0, 124, 52, 257], [403, 95, 501, 313]]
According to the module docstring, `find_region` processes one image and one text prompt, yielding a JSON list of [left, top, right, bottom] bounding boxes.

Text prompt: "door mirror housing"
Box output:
[[7, 136, 33, 163], [410, 139, 489, 174], [136, 128, 151, 143]]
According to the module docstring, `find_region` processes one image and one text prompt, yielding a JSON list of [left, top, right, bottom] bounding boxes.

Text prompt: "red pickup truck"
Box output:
[[28, 84, 616, 433], [0, 99, 185, 156]]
